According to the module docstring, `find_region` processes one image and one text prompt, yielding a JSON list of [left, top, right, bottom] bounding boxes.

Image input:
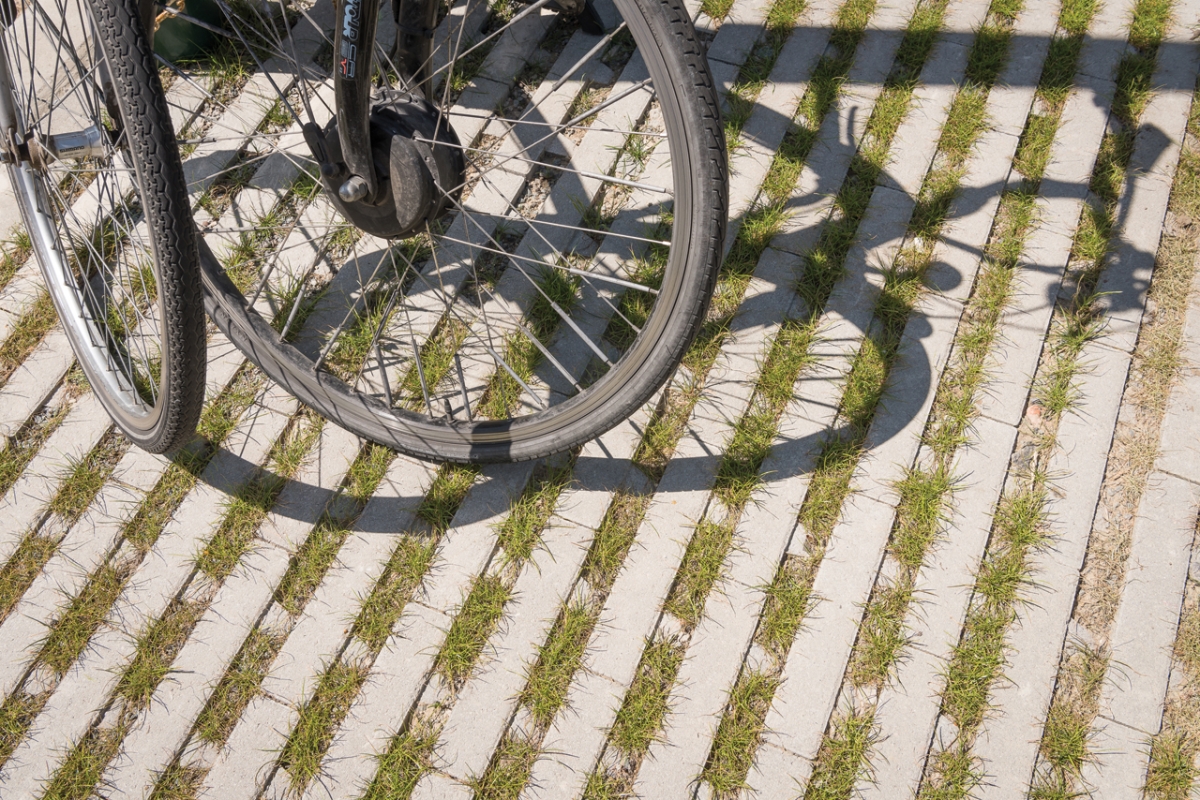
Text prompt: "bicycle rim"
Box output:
[[183, 0, 724, 461], [1, 0, 191, 441]]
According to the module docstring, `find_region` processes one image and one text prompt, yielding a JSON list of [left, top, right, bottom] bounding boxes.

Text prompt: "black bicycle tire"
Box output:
[[199, 0, 726, 463], [6, 0, 207, 453]]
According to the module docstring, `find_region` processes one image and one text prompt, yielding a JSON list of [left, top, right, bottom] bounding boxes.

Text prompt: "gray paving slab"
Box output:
[[861, 415, 1018, 798], [414, 411, 647, 793], [0, 384, 298, 798], [706, 0, 774, 67], [100, 423, 362, 800], [1078, 472, 1198, 798], [0, 329, 74, 443], [297, 462, 532, 798], [1157, 271, 1200, 484], [972, 340, 1131, 798], [1098, 11, 1200, 353]]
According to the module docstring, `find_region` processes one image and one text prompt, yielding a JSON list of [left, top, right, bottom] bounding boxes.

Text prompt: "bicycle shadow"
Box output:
[[191, 14, 1179, 530]]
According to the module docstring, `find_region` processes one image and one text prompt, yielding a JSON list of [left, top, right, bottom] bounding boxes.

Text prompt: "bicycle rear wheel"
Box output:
[[0, 0, 206, 453], [194, 0, 726, 462]]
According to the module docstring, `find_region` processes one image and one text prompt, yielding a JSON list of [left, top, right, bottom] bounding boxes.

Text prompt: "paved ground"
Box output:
[[2, 0, 1200, 797]]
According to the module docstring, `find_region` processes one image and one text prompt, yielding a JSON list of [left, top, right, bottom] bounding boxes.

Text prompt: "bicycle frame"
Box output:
[[333, 0, 437, 203]]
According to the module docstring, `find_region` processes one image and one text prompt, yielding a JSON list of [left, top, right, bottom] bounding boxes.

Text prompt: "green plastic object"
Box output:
[[152, 0, 223, 62]]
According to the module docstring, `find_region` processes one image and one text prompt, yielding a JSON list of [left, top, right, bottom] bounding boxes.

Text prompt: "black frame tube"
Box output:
[[333, 0, 381, 199]]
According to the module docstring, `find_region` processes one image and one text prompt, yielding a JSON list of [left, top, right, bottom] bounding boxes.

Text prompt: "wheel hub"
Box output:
[[323, 91, 464, 240]]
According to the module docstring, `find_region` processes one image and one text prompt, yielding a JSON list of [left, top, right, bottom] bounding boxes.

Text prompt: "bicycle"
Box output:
[[0, 0, 727, 463]]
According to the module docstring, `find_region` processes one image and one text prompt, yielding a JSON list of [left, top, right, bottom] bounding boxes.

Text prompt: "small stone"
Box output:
[[1025, 399, 1045, 428]]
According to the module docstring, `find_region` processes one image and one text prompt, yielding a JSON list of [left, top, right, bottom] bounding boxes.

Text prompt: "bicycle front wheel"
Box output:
[[196, 0, 726, 462], [0, 0, 207, 453]]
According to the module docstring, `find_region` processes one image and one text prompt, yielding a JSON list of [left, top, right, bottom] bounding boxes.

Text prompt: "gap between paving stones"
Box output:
[[970, 3, 1199, 796]]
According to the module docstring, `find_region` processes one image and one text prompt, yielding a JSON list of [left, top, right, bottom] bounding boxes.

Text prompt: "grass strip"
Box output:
[[804, 708, 877, 799], [920, 4, 1176, 790], [630, 0, 877, 480], [0, 229, 32, 294], [47, 431, 127, 526], [0, 534, 57, 624], [1024, 1, 1179, 794], [851, 0, 1097, 700], [1146, 571, 1200, 799], [0, 291, 57, 388], [583, 636, 686, 798]]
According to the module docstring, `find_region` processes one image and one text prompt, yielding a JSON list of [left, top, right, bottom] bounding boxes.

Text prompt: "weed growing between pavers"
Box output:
[[804, 708, 877, 799], [664, 517, 738, 627], [40, 561, 132, 676], [0, 291, 58, 388], [193, 627, 283, 744], [0, 533, 57, 624], [362, 716, 441, 800], [0, 691, 43, 765], [471, 732, 540, 800], [47, 430, 127, 526], [0, 398, 69, 500], [1146, 521, 1200, 799], [703, 670, 780, 795], [844, 0, 1098, 719], [42, 723, 127, 800], [584, 635, 687, 797], [1027, 0, 1182, 793], [0, 228, 32, 294], [699, 0, 1017, 789]]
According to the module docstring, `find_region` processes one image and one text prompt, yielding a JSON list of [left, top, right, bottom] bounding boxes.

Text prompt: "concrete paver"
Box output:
[[0, 1, 1198, 799]]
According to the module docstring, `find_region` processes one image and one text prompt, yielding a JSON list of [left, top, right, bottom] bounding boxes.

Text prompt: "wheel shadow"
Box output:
[[193, 16, 1180, 529]]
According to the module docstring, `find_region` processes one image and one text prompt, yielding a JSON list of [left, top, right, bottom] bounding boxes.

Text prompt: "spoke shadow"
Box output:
[[190, 13, 1179, 528]]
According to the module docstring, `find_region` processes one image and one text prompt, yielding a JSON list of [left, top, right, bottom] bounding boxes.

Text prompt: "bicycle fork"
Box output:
[[330, 0, 437, 204]]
